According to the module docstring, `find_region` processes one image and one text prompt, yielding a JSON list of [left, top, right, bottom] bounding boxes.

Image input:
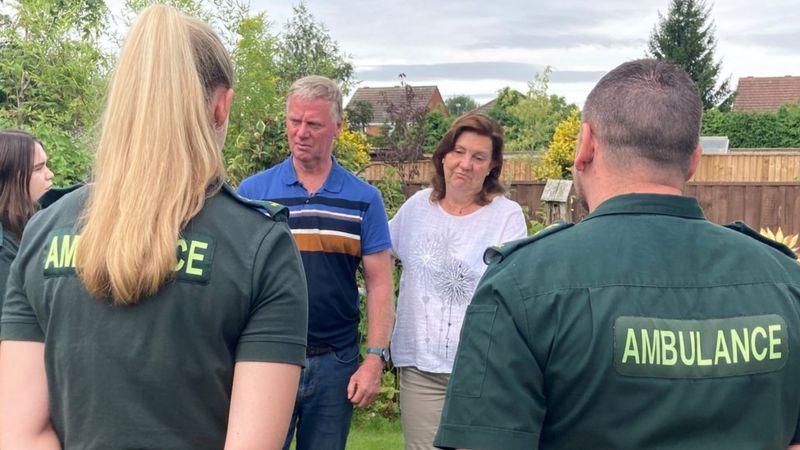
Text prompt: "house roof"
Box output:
[[346, 85, 440, 123], [733, 76, 800, 112], [471, 90, 525, 115], [473, 98, 498, 115]]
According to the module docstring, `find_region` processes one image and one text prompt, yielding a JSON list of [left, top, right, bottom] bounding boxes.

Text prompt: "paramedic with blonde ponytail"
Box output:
[[0, 5, 307, 449]]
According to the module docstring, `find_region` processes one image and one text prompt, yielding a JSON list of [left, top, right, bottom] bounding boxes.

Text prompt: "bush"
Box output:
[[701, 104, 800, 148], [534, 109, 580, 179]]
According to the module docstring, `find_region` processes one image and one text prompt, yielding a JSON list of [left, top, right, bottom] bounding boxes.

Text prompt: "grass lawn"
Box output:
[[289, 413, 403, 450], [347, 413, 403, 450]]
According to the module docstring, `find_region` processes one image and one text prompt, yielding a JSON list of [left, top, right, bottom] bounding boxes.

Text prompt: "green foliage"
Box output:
[[506, 68, 578, 153], [648, 0, 730, 109], [223, 13, 285, 185], [28, 122, 92, 186], [534, 110, 581, 179], [488, 87, 523, 142], [701, 104, 800, 148], [346, 100, 374, 133], [334, 119, 371, 173], [423, 109, 453, 153], [372, 166, 406, 219], [444, 95, 478, 117], [0, 0, 110, 186], [275, 1, 354, 96]]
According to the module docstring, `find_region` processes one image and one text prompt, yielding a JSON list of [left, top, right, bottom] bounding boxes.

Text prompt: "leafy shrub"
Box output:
[[534, 109, 580, 179]]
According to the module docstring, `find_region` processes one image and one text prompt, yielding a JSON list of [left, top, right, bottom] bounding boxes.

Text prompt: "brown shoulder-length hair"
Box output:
[[0, 129, 40, 241], [430, 113, 505, 205]]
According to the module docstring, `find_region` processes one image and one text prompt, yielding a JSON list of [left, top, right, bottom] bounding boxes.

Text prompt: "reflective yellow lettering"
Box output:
[[185, 240, 208, 276], [768, 324, 782, 360], [641, 329, 660, 365], [621, 328, 640, 364], [59, 235, 80, 268], [714, 330, 732, 365], [175, 239, 187, 272], [44, 236, 60, 269], [696, 331, 712, 366], [678, 331, 695, 365], [660, 330, 677, 365], [730, 328, 749, 363], [751, 327, 768, 361]]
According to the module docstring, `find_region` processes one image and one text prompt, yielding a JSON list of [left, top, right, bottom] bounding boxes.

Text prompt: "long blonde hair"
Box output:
[[77, 5, 232, 305]]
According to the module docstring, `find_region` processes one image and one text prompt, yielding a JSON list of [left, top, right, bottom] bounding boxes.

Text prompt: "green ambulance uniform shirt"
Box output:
[[435, 194, 800, 450], [0, 184, 308, 449], [0, 223, 20, 314]]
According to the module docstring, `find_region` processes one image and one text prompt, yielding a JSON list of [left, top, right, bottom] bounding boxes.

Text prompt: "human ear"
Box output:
[[212, 87, 234, 127], [574, 122, 596, 172]]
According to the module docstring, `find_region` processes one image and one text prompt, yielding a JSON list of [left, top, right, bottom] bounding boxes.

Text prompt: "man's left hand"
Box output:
[[346, 356, 383, 407]]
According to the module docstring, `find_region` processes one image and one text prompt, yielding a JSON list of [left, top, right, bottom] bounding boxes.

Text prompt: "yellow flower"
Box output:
[[759, 227, 800, 256]]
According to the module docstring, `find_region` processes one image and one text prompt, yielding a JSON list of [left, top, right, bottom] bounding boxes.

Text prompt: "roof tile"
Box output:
[[733, 76, 800, 112]]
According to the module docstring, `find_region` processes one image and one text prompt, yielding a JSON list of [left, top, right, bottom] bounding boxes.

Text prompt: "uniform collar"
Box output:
[[280, 156, 345, 193], [583, 193, 706, 222]]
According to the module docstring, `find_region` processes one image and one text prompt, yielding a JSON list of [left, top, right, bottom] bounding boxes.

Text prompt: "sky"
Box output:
[[242, 0, 799, 108]]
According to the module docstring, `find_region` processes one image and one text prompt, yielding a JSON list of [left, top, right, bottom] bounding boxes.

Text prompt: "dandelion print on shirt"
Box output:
[[410, 232, 480, 358]]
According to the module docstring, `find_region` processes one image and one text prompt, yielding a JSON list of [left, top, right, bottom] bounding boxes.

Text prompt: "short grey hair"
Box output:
[[582, 59, 703, 174], [286, 75, 343, 123]]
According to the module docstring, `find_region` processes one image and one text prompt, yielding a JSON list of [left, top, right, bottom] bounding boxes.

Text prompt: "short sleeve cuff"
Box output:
[[0, 321, 45, 342], [434, 424, 539, 450], [235, 339, 306, 367], [362, 241, 391, 256]]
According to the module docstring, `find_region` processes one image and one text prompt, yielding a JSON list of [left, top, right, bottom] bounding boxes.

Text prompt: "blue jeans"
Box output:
[[283, 344, 360, 450]]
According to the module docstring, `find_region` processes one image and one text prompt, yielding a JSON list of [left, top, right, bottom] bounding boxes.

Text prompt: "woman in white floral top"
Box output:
[[389, 113, 528, 450]]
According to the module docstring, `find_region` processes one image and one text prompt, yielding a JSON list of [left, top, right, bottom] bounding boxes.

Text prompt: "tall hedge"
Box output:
[[702, 104, 800, 148]]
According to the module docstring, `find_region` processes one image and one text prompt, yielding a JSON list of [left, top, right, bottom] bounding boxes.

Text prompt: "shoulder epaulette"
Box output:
[[222, 183, 289, 222], [483, 220, 573, 265], [724, 221, 797, 260]]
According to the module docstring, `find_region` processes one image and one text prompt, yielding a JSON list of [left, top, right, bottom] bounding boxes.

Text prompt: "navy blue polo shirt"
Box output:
[[239, 157, 391, 350]]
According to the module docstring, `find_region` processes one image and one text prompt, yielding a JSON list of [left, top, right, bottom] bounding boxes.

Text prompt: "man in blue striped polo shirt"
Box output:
[[238, 75, 394, 450]]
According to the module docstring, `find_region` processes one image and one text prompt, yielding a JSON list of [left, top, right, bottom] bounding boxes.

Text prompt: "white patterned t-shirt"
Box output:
[[389, 188, 528, 373]]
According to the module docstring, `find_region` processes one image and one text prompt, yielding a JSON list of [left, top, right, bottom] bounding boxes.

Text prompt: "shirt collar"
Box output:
[[582, 193, 706, 223], [280, 156, 345, 193]]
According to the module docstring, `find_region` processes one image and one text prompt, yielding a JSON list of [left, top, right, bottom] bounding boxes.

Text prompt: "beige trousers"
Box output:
[[398, 366, 451, 450]]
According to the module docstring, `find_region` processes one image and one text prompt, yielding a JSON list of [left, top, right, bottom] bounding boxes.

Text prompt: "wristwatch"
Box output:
[[366, 347, 390, 364]]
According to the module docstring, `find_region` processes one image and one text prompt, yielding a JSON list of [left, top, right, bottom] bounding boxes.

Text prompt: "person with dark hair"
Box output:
[[238, 75, 394, 450], [0, 5, 307, 449], [435, 59, 800, 450], [390, 113, 526, 449], [0, 129, 52, 299]]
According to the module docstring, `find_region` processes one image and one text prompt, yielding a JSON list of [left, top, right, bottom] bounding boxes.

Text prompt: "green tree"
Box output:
[[488, 87, 523, 142], [275, 1, 354, 96], [423, 109, 453, 153], [0, 0, 110, 185], [648, 0, 730, 109], [445, 95, 478, 117], [507, 68, 578, 153], [345, 100, 373, 133], [224, 13, 285, 184]]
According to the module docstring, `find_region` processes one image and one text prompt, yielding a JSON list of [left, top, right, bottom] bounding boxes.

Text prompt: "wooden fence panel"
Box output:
[[362, 153, 800, 183], [394, 180, 799, 235], [683, 183, 800, 234], [692, 154, 800, 182]]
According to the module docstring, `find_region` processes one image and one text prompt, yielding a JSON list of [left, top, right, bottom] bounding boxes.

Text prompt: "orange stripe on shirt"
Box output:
[[293, 233, 361, 257]]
